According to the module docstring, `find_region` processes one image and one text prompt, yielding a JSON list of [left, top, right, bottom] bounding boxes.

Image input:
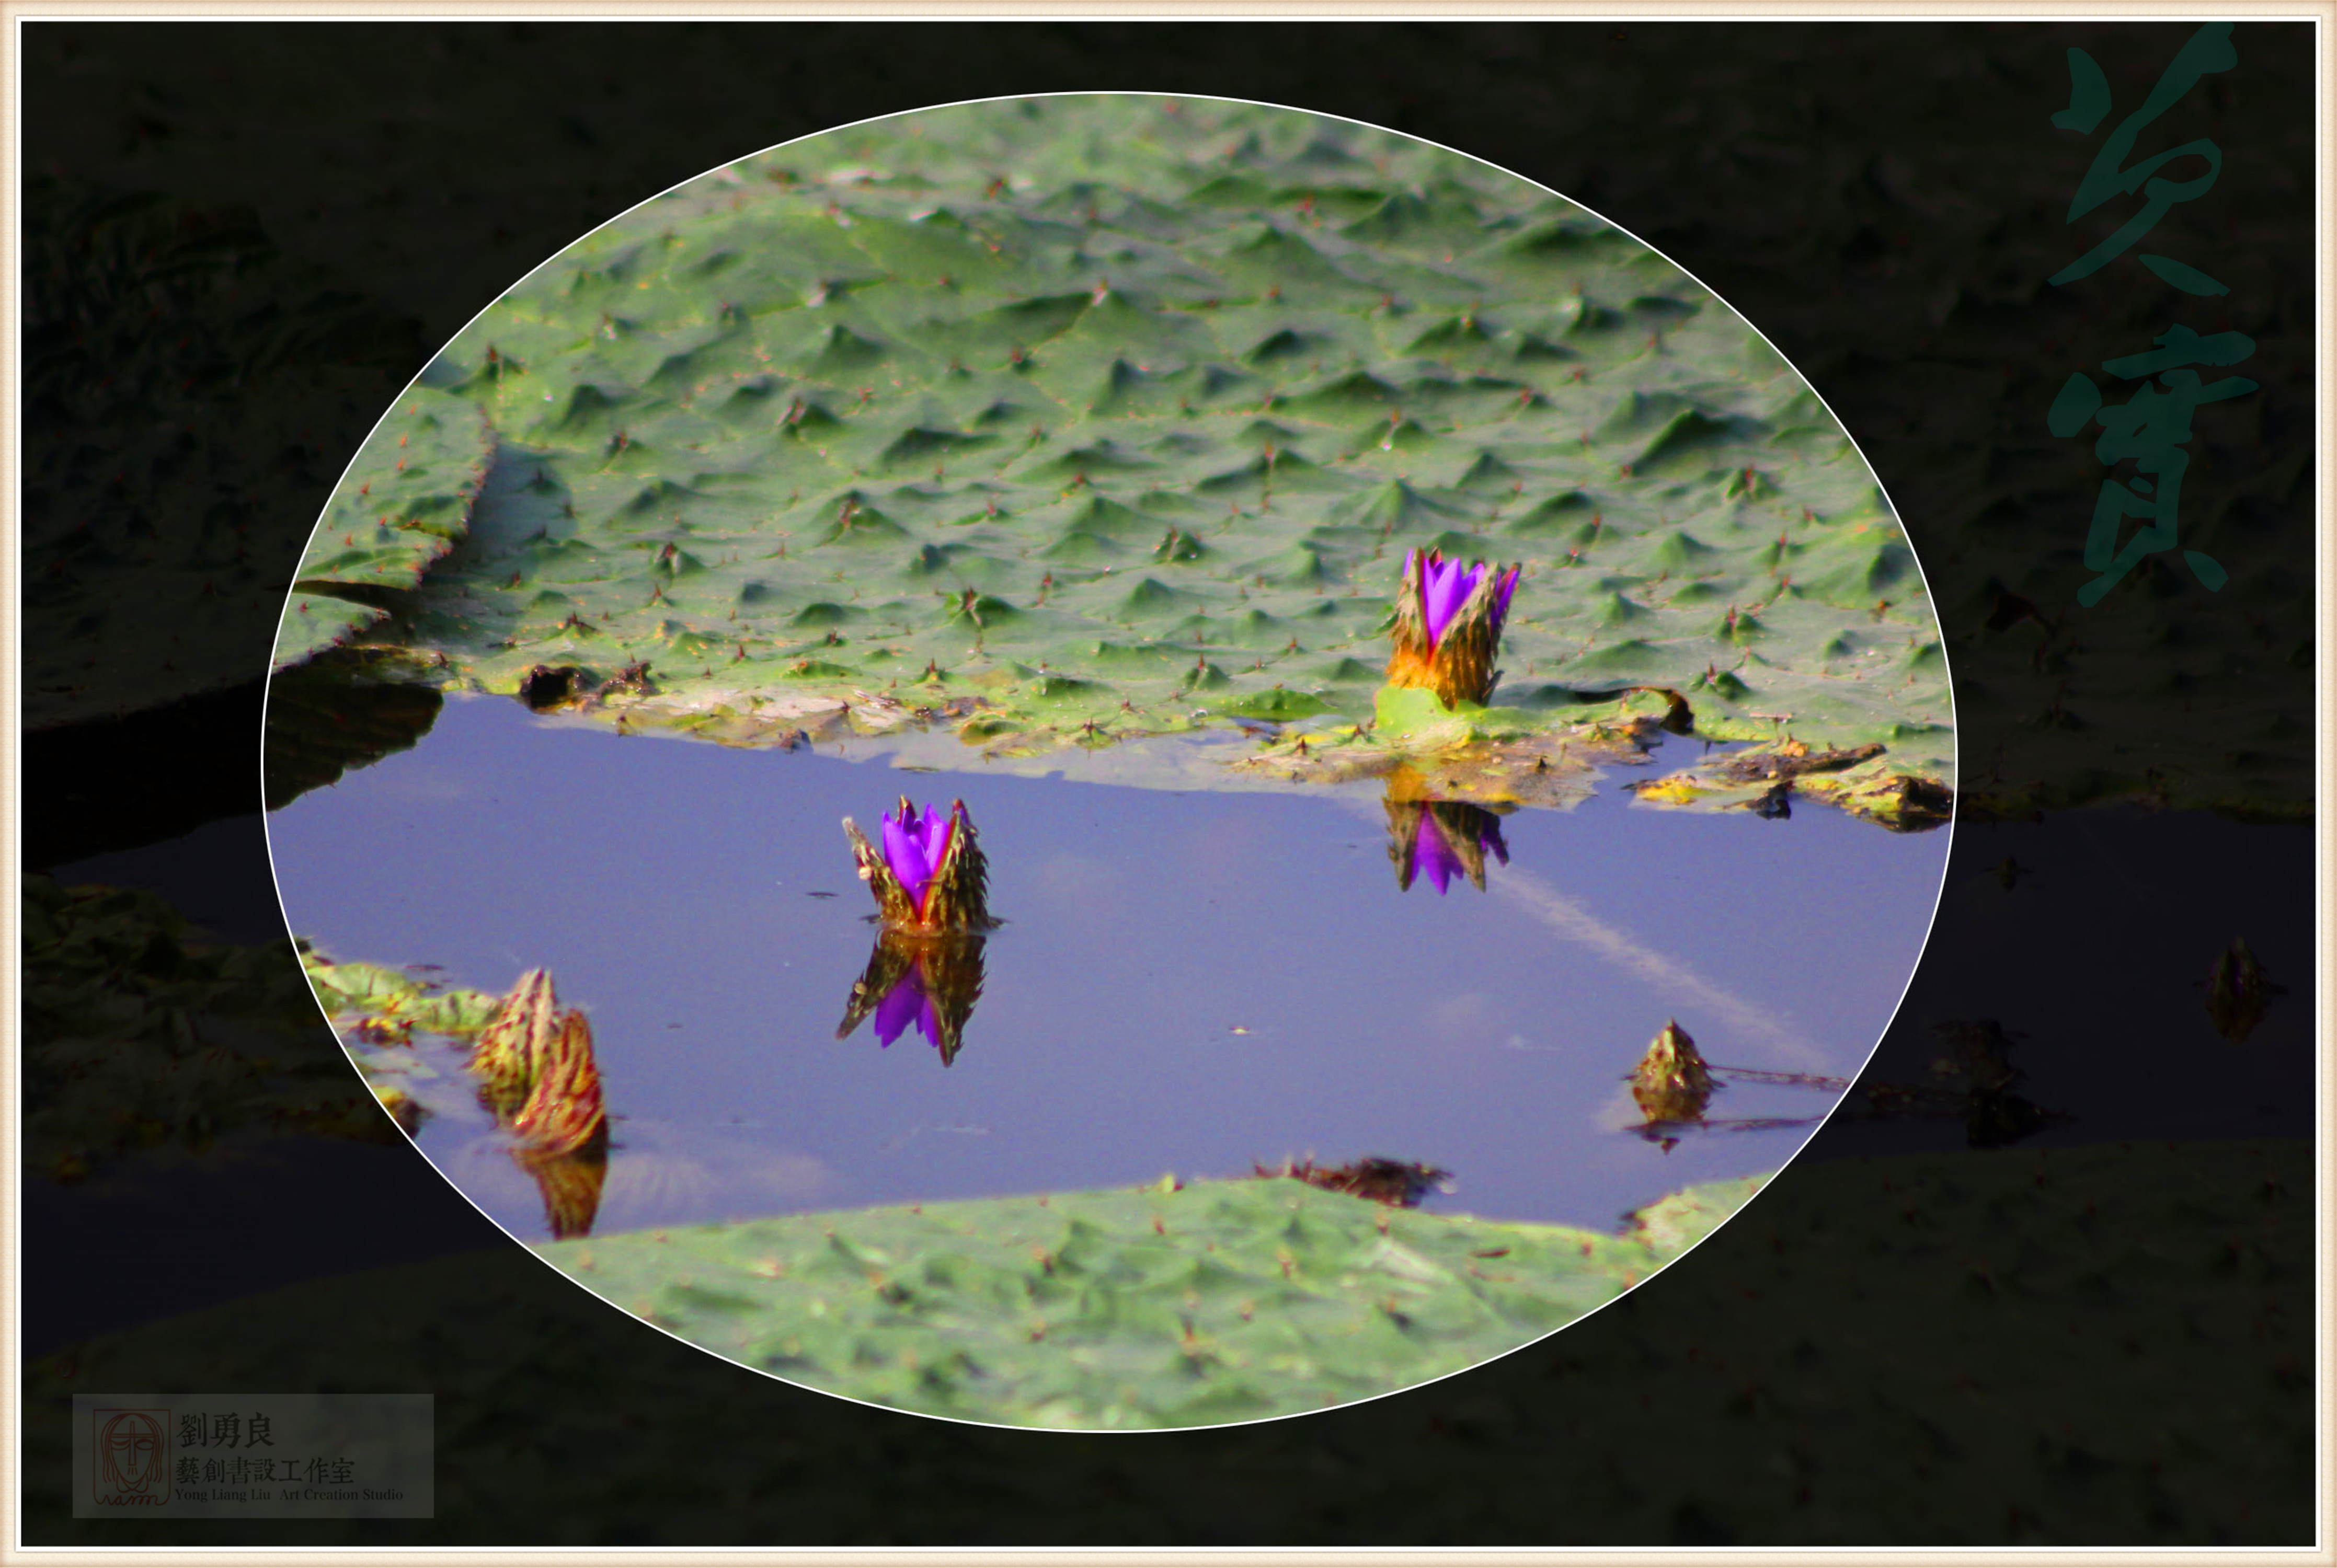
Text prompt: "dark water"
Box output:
[[1813, 806, 2319, 1157], [266, 695, 1950, 1243]]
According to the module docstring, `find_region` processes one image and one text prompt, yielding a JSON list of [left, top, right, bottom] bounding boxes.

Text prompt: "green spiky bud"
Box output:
[[1630, 1019, 1715, 1125]]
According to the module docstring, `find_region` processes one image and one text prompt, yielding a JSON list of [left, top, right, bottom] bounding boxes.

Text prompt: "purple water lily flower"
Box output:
[[1419, 554, 1476, 648], [844, 795, 991, 933], [1415, 550, 1522, 650], [1494, 562, 1519, 631], [880, 801, 955, 914], [1387, 549, 1522, 708]]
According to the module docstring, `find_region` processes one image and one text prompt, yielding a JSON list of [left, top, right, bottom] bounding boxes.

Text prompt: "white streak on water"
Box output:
[[1492, 867, 1828, 1070]]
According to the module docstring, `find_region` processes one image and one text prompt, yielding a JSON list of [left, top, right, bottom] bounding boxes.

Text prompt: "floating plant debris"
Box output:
[[600, 660, 656, 698], [518, 664, 588, 711], [374, 1085, 431, 1139], [1256, 1155, 1455, 1208], [1715, 738, 1889, 783], [2205, 936, 2283, 1043]]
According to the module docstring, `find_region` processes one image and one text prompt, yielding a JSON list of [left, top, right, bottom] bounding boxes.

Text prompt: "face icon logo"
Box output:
[[93, 1411, 168, 1504]]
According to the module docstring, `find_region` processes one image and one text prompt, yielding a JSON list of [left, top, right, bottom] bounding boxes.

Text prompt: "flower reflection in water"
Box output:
[[835, 930, 989, 1067], [1382, 766, 1512, 894], [515, 1142, 609, 1239]]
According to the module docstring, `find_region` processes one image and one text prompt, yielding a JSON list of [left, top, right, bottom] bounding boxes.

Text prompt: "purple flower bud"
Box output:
[[1493, 564, 1521, 633], [1389, 546, 1519, 707], [1413, 549, 1517, 650], [880, 818, 922, 903], [916, 809, 952, 876], [1420, 551, 1486, 649], [880, 801, 953, 910]]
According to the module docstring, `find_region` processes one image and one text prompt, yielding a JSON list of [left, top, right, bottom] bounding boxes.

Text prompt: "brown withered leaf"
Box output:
[[1716, 740, 1889, 783], [1256, 1155, 1452, 1208]]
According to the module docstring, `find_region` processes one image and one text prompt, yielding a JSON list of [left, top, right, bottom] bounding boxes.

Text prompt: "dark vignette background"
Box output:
[[17, 22, 2318, 1546]]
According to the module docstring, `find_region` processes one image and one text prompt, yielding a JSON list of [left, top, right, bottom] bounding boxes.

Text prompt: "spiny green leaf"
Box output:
[[539, 1170, 1769, 1429], [275, 97, 1950, 813]]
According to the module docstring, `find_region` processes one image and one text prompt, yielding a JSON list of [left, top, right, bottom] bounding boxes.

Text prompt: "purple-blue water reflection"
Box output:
[[268, 695, 1948, 1241]]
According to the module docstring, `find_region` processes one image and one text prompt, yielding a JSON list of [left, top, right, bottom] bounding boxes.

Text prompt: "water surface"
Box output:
[[268, 696, 1948, 1242]]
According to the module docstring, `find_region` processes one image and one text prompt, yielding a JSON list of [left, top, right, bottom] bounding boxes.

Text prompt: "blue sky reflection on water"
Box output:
[[268, 695, 1949, 1242]]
